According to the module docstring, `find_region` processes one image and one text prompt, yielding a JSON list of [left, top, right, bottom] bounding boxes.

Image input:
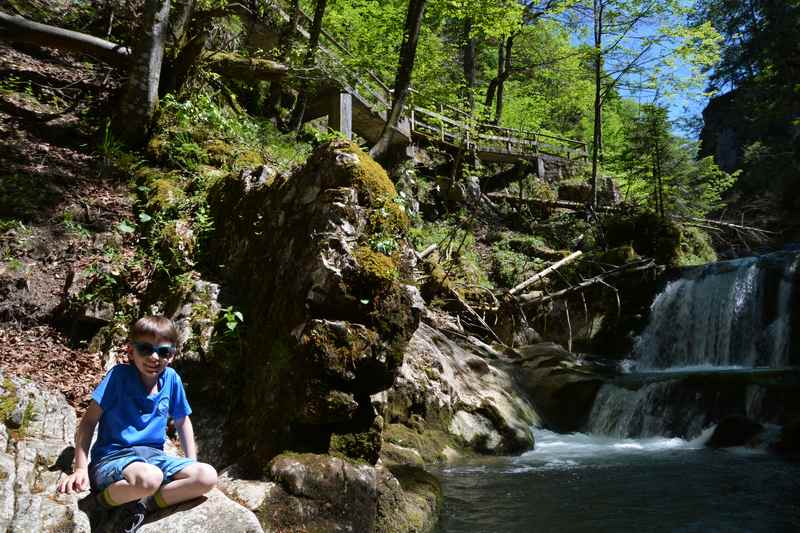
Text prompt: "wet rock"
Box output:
[[514, 342, 603, 433], [774, 418, 800, 454], [376, 464, 441, 533], [707, 415, 765, 448], [384, 322, 538, 462], [217, 455, 441, 533], [263, 453, 378, 532]]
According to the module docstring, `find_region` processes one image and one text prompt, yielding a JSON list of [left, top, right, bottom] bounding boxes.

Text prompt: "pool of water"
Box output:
[[436, 429, 800, 533]]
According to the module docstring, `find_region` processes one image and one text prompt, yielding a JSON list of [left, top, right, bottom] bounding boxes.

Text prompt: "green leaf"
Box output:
[[234, 311, 244, 321], [138, 213, 152, 223]]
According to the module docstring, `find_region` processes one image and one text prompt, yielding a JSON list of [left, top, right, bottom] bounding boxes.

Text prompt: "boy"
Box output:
[[57, 316, 217, 532]]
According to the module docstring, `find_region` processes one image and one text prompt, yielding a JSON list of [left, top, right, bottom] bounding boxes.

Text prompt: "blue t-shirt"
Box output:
[[90, 364, 192, 463]]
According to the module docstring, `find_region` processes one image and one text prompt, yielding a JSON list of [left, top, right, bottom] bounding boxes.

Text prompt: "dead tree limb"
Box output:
[[486, 193, 622, 213], [519, 259, 656, 306], [509, 250, 583, 295], [0, 10, 131, 66], [670, 215, 778, 235], [417, 244, 437, 259]]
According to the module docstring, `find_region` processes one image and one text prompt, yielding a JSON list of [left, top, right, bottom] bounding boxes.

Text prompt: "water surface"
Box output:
[[437, 430, 800, 533]]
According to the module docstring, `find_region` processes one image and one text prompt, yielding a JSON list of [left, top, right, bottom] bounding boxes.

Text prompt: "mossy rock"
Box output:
[[597, 245, 640, 266], [329, 425, 382, 464], [331, 142, 408, 234], [677, 226, 717, 266], [355, 246, 397, 286], [205, 139, 235, 166], [231, 149, 264, 171], [383, 423, 463, 464], [604, 211, 681, 266]]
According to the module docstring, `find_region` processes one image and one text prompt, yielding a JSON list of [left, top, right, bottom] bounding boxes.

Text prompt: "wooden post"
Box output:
[[329, 91, 352, 140], [536, 157, 545, 179]]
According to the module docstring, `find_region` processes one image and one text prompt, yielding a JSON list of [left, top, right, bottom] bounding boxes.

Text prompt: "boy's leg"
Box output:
[[102, 462, 164, 506], [152, 463, 217, 507]]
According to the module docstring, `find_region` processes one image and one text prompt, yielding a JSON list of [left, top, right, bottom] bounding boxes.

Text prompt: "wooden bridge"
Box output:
[[256, 3, 588, 170]]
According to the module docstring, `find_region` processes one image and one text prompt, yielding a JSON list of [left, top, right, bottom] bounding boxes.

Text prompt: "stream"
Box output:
[[437, 251, 800, 532]]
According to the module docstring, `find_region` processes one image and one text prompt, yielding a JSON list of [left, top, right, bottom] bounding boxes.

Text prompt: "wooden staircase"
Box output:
[[267, 2, 588, 168]]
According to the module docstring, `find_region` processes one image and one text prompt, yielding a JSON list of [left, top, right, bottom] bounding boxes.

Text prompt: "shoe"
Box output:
[[78, 492, 110, 529], [118, 500, 148, 533]]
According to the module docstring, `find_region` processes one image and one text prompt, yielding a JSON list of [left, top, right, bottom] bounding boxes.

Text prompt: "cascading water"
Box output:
[[633, 251, 799, 370], [439, 252, 800, 533], [587, 250, 800, 438]]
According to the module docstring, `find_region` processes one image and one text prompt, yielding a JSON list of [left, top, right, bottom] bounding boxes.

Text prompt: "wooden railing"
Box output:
[[281, 2, 588, 161]]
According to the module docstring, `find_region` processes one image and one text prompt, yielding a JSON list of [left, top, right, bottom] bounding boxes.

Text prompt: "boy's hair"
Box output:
[[130, 316, 178, 344]]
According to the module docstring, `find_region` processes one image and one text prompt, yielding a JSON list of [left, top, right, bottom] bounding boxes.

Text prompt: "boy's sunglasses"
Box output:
[[133, 342, 176, 359]]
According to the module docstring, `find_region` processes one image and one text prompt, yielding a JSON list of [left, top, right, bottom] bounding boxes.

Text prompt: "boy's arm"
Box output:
[[174, 416, 197, 460], [57, 400, 102, 494]]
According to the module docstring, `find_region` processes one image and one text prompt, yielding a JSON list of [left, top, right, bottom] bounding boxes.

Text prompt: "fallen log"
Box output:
[[0, 10, 130, 67], [486, 193, 621, 213], [670, 215, 778, 235], [519, 259, 657, 306], [0, 11, 288, 83], [206, 52, 289, 81], [508, 250, 583, 295], [417, 244, 438, 259]]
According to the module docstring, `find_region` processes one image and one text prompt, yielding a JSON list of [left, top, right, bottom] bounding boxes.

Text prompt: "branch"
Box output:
[[0, 10, 130, 67], [519, 259, 656, 305], [509, 251, 583, 295]]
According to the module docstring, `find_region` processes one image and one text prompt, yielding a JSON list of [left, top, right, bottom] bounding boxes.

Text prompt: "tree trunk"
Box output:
[[0, 10, 130, 66], [288, 0, 327, 132], [268, 0, 301, 122], [462, 18, 476, 112], [114, 0, 171, 146], [370, 0, 428, 162], [484, 35, 513, 124], [590, 0, 603, 208], [495, 35, 513, 124]]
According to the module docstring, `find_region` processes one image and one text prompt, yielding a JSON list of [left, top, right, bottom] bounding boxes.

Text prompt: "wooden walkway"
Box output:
[[269, 4, 588, 166]]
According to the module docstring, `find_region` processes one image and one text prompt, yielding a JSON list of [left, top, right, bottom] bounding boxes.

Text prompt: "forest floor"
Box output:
[[0, 44, 129, 412]]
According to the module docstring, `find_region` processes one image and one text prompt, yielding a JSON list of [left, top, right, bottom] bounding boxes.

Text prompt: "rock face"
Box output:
[[0, 371, 262, 532], [384, 322, 538, 462], [513, 342, 604, 433], [205, 141, 419, 469], [216, 454, 442, 533]]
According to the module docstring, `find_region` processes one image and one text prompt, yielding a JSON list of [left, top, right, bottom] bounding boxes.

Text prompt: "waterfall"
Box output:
[[632, 252, 799, 370], [585, 251, 799, 439]]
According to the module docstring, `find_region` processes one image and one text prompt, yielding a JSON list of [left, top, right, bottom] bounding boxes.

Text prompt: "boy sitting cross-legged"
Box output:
[[57, 316, 218, 532]]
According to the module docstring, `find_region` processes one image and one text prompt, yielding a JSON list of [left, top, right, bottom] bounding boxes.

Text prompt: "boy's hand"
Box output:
[[57, 468, 90, 494]]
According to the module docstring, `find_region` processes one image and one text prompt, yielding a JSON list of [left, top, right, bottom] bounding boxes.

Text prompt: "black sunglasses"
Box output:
[[133, 342, 176, 359]]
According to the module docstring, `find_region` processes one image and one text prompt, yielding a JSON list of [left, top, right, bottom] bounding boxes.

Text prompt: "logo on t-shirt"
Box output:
[[157, 396, 170, 416]]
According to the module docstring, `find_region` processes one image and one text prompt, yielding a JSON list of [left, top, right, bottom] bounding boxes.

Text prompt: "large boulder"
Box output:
[[205, 141, 420, 469], [216, 454, 441, 533], [0, 371, 262, 532], [513, 342, 604, 433], [774, 418, 800, 454], [707, 415, 765, 448], [384, 322, 538, 462]]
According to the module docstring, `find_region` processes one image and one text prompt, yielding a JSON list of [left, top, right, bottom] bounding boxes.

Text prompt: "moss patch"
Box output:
[[677, 226, 717, 266], [604, 211, 682, 266], [355, 246, 397, 284], [383, 423, 464, 464]]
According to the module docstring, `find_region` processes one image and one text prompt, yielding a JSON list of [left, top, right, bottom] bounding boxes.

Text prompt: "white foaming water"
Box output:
[[632, 252, 798, 370], [512, 427, 714, 469]]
